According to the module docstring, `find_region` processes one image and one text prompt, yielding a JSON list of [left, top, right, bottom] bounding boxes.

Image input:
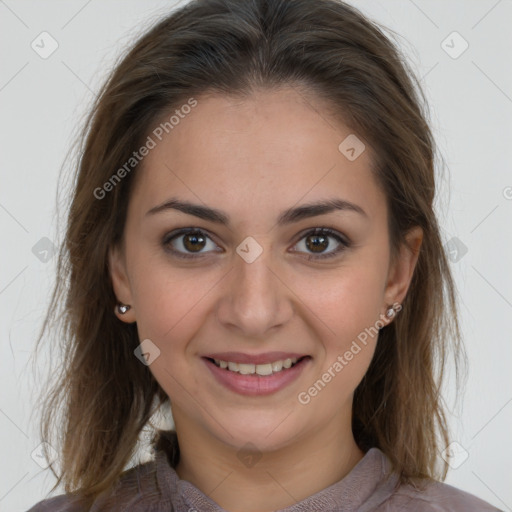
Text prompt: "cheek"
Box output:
[[297, 262, 385, 340], [128, 255, 219, 344], [130, 246, 387, 346], [293, 259, 386, 394], [128, 263, 215, 397]]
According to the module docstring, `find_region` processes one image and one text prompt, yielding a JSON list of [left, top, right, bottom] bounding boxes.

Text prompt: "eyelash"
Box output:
[[161, 227, 350, 261]]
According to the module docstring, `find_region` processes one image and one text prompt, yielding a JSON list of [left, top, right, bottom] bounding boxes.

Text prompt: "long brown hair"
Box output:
[[33, 0, 466, 502]]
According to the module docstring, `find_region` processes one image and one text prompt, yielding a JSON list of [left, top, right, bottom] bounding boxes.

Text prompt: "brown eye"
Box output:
[[162, 227, 350, 261], [292, 228, 350, 260], [182, 231, 207, 252], [305, 233, 329, 253], [162, 229, 219, 258]]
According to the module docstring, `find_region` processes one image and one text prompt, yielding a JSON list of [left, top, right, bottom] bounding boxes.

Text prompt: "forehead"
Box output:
[[129, 87, 386, 228]]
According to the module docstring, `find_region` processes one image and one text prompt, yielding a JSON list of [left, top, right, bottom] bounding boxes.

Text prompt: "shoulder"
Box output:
[[378, 478, 503, 511], [26, 453, 173, 512], [26, 493, 89, 512]]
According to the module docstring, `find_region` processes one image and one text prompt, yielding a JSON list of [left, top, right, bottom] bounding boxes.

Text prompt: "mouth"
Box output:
[[204, 355, 310, 376], [201, 355, 312, 396]]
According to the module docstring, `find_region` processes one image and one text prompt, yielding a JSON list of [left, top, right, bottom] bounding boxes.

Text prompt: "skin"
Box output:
[[109, 86, 422, 512]]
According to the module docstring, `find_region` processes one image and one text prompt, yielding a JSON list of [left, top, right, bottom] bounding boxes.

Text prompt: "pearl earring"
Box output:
[[385, 302, 401, 319], [117, 303, 131, 314]]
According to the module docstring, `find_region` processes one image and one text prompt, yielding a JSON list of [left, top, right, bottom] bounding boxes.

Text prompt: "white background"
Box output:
[[1, 1, 511, 510]]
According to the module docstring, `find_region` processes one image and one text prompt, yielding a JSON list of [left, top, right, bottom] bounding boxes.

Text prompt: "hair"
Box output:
[[33, 0, 467, 504]]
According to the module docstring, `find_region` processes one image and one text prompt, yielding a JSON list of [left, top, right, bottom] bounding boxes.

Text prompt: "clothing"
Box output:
[[27, 445, 503, 511]]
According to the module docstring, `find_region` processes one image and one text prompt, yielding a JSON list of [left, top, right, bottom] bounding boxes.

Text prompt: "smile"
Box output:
[[202, 356, 312, 396], [210, 356, 303, 375]]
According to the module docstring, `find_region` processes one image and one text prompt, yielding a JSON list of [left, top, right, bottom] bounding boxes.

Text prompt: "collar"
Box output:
[[154, 446, 400, 511]]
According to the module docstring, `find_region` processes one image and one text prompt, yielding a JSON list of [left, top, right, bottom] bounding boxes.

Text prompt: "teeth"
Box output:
[[239, 363, 256, 375], [212, 357, 300, 375], [272, 360, 283, 372]]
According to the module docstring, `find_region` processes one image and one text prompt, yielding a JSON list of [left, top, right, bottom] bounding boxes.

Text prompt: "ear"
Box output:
[[382, 226, 423, 316], [108, 244, 136, 323]]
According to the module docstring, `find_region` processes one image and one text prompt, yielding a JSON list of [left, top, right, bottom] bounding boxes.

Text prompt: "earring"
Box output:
[[117, 303, 131, 315], [385, 302, 401, 318]]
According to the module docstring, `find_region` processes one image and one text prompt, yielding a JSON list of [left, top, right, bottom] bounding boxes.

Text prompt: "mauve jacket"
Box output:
[[27, 445, 503, 511]]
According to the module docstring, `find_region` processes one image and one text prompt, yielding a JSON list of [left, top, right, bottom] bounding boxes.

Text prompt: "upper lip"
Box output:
[[202, 352, 310, 365]]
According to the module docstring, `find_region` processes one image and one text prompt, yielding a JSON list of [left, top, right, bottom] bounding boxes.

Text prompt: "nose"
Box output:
[[215, 247, 294, 338]]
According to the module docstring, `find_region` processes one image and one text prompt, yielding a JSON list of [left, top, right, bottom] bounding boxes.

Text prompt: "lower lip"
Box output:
[[202, 357, 311, 396]]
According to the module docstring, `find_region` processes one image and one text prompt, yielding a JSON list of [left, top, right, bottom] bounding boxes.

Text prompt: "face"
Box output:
[[109, 86, 421, 454]]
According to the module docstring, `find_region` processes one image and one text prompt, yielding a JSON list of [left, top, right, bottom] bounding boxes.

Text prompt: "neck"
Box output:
[[173, 409, 364, 512]]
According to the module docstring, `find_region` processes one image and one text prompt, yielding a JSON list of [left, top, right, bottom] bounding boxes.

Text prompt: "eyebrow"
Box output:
[[145, 197, 368, 226]]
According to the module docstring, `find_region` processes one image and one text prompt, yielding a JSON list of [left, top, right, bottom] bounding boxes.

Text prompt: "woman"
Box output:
[[28, 0, 502, 510]]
